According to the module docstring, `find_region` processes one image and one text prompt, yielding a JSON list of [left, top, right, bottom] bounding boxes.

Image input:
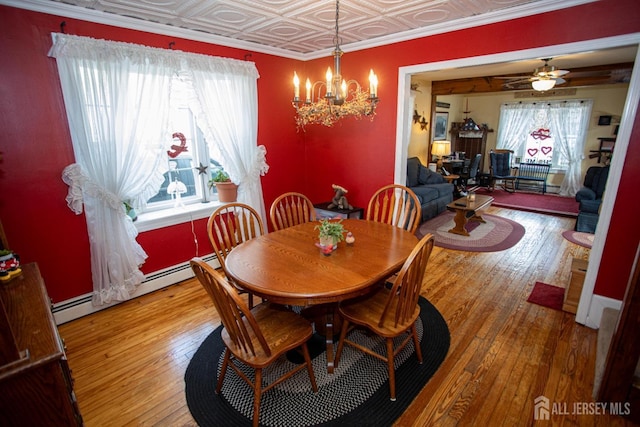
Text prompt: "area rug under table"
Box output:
[[416, 212, 525, 252], [184, 297, 450, 427]]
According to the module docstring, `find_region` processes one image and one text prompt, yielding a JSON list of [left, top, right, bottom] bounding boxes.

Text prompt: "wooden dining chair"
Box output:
[[207, 202, 265, 307], [334, 233, 435, 401], [269, 192, 317, 231], [367, 184, 421, 234], [189, 258, 318, 427]]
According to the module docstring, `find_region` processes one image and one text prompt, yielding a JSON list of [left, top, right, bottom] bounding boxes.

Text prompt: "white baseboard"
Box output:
[[583, 294, 623, 329], [52, 254, 219, 325]]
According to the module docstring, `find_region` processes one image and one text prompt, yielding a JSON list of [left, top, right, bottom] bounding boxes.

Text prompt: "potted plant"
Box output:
[[315, 219, 345, 255], [123, 201, 137, 221], [208, 169, 238, 203]]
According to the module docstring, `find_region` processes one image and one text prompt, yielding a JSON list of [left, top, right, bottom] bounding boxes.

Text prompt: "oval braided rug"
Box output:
[[184, 297, 449, 426], [416, 212, 525, 252], [561, 230, 594, 249]]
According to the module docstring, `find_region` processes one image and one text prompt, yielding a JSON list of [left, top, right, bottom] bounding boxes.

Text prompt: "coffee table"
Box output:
[[446, 194, 494, 236]]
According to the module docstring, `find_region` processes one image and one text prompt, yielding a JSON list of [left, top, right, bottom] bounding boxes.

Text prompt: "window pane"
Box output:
[[147, 156, 197, 203], [523, 133, 554, 164]]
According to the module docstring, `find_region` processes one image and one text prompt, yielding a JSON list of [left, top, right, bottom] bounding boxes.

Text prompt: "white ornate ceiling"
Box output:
[[7, 0, 636, 82], [11, 0, 592, 58]]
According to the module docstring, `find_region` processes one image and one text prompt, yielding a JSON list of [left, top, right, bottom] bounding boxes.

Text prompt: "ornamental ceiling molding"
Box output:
[[3, 0, 596, 61]]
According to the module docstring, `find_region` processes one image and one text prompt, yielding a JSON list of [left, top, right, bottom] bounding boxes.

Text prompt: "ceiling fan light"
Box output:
[[532, 78, 556, 91]]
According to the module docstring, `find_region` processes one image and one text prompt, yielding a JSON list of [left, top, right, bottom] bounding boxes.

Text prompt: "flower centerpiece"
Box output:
[[315, 219, 345, 255], [208, 169, 238, 203]]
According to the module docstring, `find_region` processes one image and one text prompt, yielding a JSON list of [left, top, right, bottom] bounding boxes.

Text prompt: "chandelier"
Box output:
[[292, 0, 379, 130]]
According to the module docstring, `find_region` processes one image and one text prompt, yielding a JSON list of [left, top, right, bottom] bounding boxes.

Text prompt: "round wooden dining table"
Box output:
[[224, 218, 418, 372]]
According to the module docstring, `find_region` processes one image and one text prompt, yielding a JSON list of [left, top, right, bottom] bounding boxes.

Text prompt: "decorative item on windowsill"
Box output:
[[327, 184, 353, 210], [0, 249, 21, 282], [208, 169, 238, 203], [291, 0, 378, 131], [123, 201, 137, 222], [315, 219, 345, 256], [195, 162, 210, 203], [167, 178, 187, 207]]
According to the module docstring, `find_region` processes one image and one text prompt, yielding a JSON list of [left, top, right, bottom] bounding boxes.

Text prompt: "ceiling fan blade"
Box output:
[[492, 75, 531, 80], [501, 78, 534, 85], [548, 69, 570, 77], [562, 70, 610, 78], [554, 77, 566, 84]]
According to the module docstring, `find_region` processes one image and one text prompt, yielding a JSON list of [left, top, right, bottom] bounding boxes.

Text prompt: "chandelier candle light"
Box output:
[[292, 0, 379, 130]]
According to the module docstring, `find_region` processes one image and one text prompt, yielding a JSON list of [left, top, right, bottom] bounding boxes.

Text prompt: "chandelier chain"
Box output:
[[333, 0, 341, 49]]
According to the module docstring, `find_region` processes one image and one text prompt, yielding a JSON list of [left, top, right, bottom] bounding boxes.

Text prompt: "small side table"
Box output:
[[443, 174, 461, 196], [443, 174, 460, 183], [314, 202, 364, 220], [563, 258, 588, 314]]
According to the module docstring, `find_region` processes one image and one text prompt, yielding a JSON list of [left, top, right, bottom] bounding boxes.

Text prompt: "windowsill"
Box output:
[[133, 200, 222, 233]]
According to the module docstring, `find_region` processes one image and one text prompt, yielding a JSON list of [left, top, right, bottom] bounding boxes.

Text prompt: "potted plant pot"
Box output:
[[209, 169, 238, 203], [315, 219, 345, 255], [215, 181, 238, 203]]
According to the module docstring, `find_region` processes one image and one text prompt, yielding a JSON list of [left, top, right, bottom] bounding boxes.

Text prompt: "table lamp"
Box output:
[[431, 140, 451, 171]]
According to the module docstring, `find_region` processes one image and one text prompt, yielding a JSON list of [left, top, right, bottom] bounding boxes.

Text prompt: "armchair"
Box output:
[[575, 165, 610, 233]]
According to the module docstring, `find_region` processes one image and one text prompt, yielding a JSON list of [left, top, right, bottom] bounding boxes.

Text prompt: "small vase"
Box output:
[[318, 236, 337, 255]]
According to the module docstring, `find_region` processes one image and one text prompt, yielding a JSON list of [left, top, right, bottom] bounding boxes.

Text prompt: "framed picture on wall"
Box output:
[[434, 112, 449, 140]]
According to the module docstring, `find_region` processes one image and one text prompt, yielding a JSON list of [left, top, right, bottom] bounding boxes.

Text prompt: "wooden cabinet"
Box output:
[[449, 121, 492, 167], [0, 263, 83, 426]]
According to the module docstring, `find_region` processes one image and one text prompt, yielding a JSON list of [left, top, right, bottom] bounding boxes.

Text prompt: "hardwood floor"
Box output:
[[58, 207, 636, 426]]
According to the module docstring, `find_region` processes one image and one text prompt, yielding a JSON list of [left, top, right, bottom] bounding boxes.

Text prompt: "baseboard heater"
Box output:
[[52, 254, 218, 325]]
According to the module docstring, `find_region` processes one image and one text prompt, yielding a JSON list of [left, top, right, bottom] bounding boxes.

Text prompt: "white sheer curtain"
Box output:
[[50, 33, 176, 304], [549, 100, 592, 196], [182, 56, 268, 222], [497, 100, 592, 196], [49, 33, 265, 304], [496, 102, 534, 152]]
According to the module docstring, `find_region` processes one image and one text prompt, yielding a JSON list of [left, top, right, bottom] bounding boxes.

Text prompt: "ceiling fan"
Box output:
[[495, 58, 570, 91]]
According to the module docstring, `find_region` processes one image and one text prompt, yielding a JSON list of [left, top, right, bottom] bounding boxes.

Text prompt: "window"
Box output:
[[51, 32, 263, 303], [497, 101, 591, 171], [145, 107, 223, 211]]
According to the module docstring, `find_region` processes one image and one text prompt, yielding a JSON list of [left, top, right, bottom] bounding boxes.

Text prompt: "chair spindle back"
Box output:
[[270, 192, 316, 231], [367, 184, 421, 233], [379, 233, 435, 328], [190, 258, 271, 357]]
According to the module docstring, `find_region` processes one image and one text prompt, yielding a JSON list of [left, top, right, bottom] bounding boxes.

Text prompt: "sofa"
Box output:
[[575, 165, 609, 233], [406, 157, 454, 222]]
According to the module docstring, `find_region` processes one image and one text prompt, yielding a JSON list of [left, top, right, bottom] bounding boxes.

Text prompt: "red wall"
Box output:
[[0, 0, 638, 303]]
